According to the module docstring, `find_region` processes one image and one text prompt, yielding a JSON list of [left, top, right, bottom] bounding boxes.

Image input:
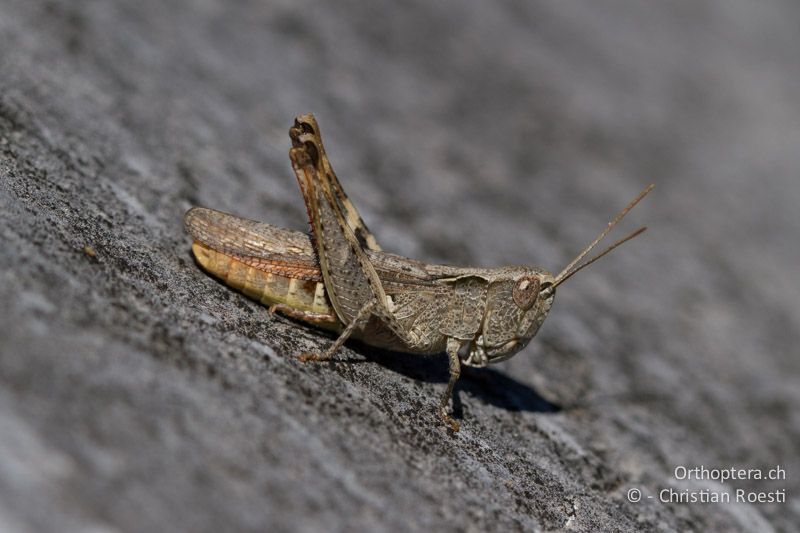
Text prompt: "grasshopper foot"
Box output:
[[297, 352, 329, 363], [438, 407, 460, 432]]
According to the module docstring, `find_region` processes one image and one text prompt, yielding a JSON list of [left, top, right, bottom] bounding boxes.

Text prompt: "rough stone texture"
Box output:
[[1, 1, 798, 531]]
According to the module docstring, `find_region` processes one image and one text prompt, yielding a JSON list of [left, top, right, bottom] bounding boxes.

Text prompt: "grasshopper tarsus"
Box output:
[[184, 113, 653, 431], [297, 353, 327, 364], [438, 407, 461, 432]]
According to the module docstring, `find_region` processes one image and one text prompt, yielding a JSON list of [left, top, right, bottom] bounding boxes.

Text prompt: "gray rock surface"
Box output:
[[1, 1, 798, 531]]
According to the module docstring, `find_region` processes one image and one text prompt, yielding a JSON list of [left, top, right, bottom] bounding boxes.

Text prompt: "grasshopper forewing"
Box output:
[[185, 113, 653, 431]]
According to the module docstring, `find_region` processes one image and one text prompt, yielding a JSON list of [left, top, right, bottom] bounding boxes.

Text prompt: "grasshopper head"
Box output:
[[503, 269, 558, 352], [463, 268, 556, 366], [464, 184, 653, 367]]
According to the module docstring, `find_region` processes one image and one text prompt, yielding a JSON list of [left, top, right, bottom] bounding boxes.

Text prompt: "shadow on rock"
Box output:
[[353, 341, 561, 414]]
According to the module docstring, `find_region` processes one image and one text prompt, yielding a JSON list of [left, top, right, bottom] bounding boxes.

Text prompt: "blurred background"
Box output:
[[1, 1, 798, 531]]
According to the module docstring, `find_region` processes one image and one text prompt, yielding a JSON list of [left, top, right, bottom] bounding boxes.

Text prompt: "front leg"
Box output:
[[438, 337, 463, 432], [297, 300, 375, 362]]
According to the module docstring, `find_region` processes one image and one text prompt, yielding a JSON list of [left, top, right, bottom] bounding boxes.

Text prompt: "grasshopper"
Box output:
[[184, 113, 652, 431]]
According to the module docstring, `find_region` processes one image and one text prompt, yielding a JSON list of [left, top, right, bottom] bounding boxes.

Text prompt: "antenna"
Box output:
[[553, 184, 654, 288]]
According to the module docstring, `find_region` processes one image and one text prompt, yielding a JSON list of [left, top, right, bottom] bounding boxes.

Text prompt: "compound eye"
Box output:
[[512, 276, 540, 310]]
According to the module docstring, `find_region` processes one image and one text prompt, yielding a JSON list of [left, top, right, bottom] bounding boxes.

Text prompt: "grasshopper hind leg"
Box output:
[[297, 301, 375, 362], [268, 304, 340, 327]]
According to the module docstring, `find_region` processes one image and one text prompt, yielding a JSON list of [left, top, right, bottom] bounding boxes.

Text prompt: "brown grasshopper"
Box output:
[[184, 113, 652, 431]]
